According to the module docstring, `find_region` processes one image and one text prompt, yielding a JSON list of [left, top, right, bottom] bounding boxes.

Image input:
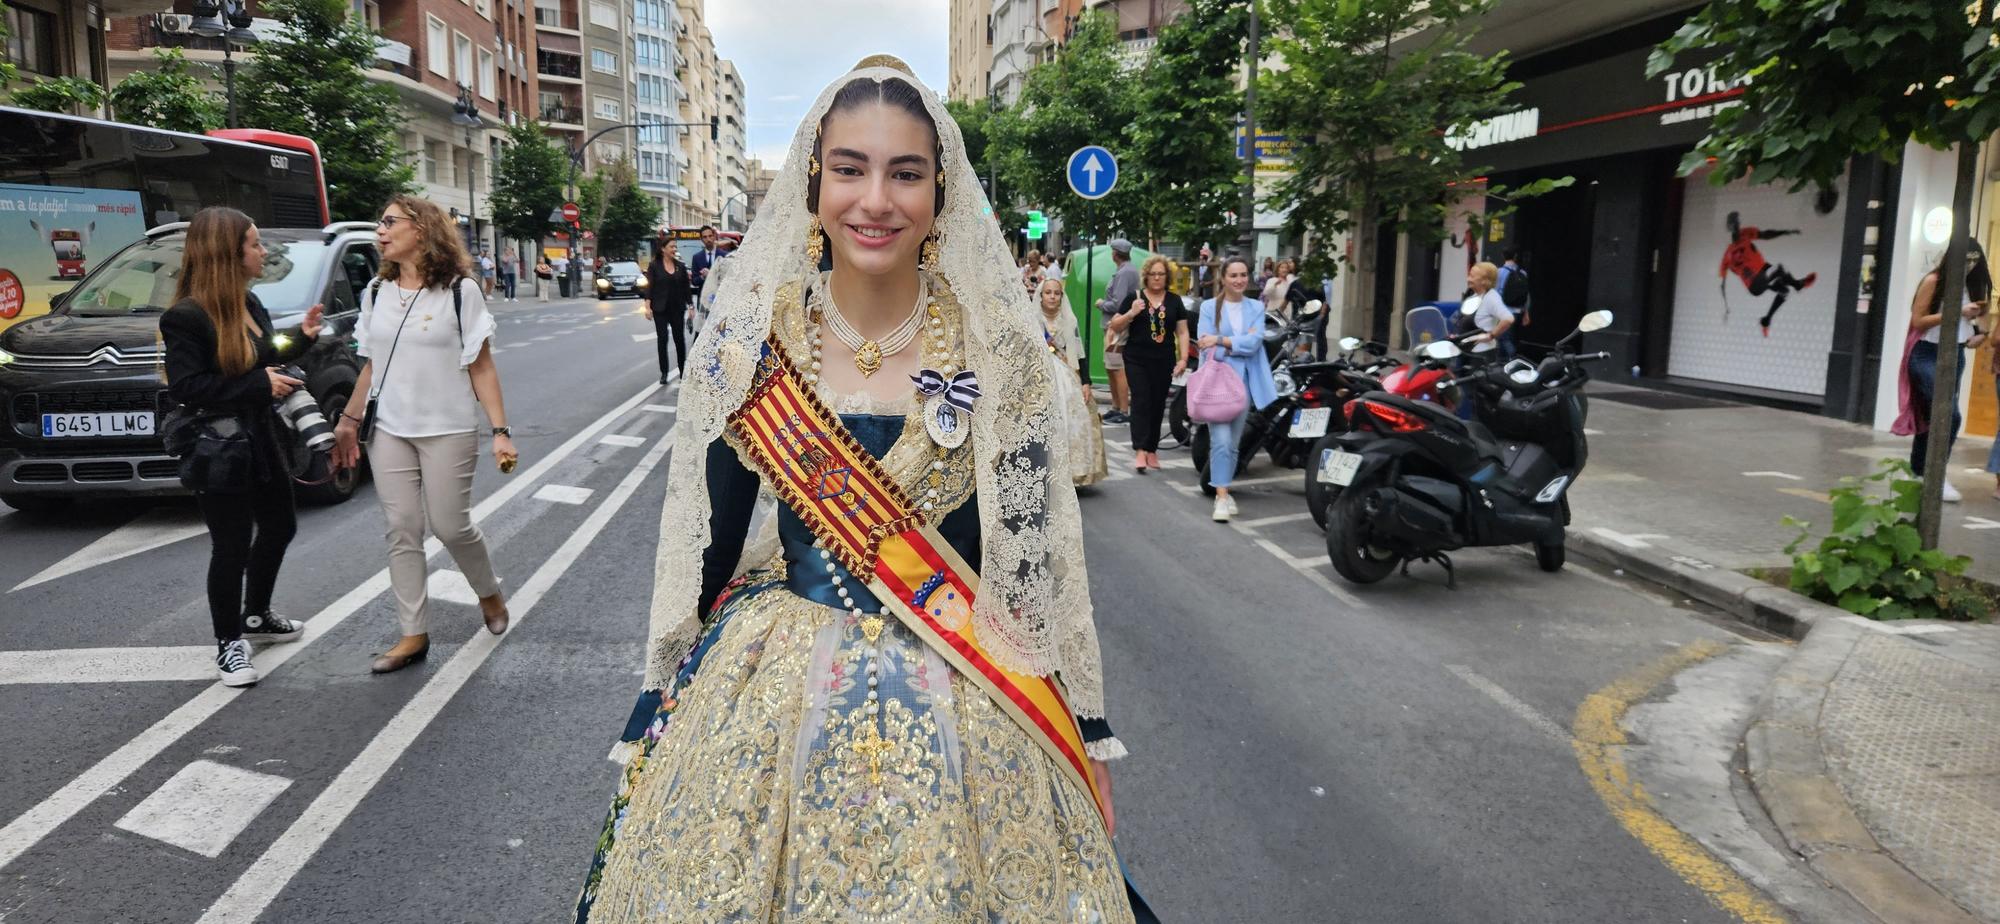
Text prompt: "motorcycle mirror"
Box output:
[[1339, 336, 1362, 351], [1423, 340, 1462, 361], [1301, 299, 1325, 317], [1578, 310, 1614, 333]]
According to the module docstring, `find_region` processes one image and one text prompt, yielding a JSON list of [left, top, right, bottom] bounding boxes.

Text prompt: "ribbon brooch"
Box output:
[[912, 368, 980, 450]]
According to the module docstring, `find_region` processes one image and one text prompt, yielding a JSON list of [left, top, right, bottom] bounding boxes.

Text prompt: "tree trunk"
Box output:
[[1347, 186, 1379, 344], [1916, 139, 1979, 549]]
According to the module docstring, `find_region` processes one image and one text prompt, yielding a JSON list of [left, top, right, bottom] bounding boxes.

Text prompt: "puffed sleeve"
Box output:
[[455, 277, 497, 367]]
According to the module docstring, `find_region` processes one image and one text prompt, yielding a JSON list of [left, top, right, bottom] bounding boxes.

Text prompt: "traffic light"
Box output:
[[1025, 210, 1047, 240], [710, 116, 719, 141]]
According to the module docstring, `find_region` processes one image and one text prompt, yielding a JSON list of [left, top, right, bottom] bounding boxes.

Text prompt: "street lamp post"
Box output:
[[452, 85, 484, 253], [189, 0, 259, 129]]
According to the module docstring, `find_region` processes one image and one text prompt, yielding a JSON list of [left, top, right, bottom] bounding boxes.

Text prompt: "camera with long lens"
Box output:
[[273, 365, 334, 452]]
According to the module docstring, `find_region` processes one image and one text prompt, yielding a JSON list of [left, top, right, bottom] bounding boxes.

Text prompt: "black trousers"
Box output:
[[196, 475, 296, 640], [653, 303, 687, 378], [1126, 356, 1174, 452]]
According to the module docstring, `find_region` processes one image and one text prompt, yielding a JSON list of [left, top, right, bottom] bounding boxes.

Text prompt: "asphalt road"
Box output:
[[0, 295, 1802, 923]]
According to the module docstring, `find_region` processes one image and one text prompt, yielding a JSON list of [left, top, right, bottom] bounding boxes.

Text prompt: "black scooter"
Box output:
[[1318, 310, 1615, 586]]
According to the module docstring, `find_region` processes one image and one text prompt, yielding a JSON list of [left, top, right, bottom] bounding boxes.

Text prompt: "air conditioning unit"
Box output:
[[156, 13, 195, 33]]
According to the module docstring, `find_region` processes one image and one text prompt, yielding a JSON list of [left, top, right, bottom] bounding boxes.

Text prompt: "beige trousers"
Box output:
[[368, 430, 502, 635]]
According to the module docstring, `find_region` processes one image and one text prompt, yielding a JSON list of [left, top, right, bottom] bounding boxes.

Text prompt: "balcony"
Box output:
[[534, 6, 579, 30], [537, 51, 583, 82], [540, 104, 584, 126]]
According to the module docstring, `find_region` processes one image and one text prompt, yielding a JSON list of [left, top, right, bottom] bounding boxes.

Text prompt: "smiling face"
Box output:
[[240, 224, 266, 279], [376, 202, 417, 265], [815, 101, 938, 280], [1223, 259, 1250, 297]]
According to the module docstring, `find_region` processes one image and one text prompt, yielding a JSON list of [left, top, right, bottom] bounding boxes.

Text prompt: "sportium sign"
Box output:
[[1446, 108, 1541, 152]]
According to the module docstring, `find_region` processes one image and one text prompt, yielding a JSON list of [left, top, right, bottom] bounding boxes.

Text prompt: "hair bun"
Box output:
[[851, 55, 916, 77]]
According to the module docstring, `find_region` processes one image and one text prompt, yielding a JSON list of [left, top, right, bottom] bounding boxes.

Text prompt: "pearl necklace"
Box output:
[[819, 275, 926, 377]]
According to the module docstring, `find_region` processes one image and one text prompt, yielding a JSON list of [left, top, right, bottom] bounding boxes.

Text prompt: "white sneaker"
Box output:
[[1943, 480, 1963, 503], [216, 639, 258, 687], [1212, 495, 1231, 522], [1225, 494, 1239, 517]]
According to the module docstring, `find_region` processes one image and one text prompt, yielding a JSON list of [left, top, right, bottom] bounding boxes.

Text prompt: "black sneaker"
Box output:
[[216, 639, 259, 687], [242, 610, 304, 642]]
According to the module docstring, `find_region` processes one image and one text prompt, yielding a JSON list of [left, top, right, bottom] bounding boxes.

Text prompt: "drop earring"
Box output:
[[920, 230, 941, 271], [806, 215, 825, 265]]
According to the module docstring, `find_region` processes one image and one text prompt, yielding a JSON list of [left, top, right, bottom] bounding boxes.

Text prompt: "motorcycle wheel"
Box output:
[[1535, 536, 1566, 573], [1326, 483, 1400, 584], [1303, 432, 1344, 530], [1191, 425, 1215, 497]]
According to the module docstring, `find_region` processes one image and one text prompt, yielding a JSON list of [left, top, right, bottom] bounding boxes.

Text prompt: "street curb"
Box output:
[[1568, 531, 1983, 924]]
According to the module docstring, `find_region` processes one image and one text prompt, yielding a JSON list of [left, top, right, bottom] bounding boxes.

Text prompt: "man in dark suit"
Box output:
[[689, 224, 718, 297]]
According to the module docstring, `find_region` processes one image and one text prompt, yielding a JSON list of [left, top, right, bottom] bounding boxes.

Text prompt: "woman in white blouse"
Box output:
[[332, 195, 518, 674]]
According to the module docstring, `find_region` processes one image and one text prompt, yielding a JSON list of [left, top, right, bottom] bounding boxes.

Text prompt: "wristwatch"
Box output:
[[491, 426, 510, 436]]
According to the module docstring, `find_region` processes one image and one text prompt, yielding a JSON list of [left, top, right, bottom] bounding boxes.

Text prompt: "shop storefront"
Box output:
[[1429, 12, 1886, 421]]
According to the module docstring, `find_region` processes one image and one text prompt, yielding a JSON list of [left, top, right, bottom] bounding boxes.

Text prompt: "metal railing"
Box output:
[[540, 104, 583, 124], [536, 52, 582, 79]]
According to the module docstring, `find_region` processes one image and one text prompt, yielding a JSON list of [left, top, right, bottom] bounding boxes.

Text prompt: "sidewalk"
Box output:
[[1570, 382, 2000, 923]]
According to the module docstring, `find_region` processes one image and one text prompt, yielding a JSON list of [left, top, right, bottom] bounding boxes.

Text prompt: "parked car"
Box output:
[[0, 220, 379, 511], [594, 260, 647, 299]]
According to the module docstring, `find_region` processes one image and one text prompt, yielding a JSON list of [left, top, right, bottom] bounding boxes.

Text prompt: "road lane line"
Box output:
[[1444, 665, 1568, 744], [0, 383, 664, 874], [11, 508, 209, 592], [1234, 511, 1313, 531], [533, 484, 596, 505], [1572, 640, 1787, 924], [112, 760, 292, 859], [599, 434, 646, 448], [196, 433, 673, 924], [0, 647, 218, 684]]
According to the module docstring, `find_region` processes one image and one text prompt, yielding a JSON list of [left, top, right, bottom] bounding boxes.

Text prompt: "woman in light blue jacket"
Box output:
[[1197, 257, 1279, 522]]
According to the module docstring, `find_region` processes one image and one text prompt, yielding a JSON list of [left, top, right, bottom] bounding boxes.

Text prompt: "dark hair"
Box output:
[[806, 76, 943, 220], [699, 224, 715, 234], [1502, 248, 1519, 262], [1927, 240, 1992, 313]]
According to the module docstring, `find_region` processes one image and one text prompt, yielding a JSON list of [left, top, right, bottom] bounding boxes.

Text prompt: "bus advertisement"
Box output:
[[0, 106, 328, 330]]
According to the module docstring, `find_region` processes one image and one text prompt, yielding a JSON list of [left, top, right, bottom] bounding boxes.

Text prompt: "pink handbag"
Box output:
[[1186, 345, 1248, 423]]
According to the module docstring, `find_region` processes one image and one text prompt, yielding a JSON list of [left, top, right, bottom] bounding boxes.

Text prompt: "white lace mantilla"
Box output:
[[639, 57, 1107, 722]]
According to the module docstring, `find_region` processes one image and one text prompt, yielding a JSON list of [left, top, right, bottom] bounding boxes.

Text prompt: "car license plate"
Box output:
[[1291, 406, 1333, 440], [41, 411, 155, 438], [1318, 449, 1362, 486]]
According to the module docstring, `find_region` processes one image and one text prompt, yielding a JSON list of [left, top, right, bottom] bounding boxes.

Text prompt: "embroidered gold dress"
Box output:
[[576, 286, 1135, 924]]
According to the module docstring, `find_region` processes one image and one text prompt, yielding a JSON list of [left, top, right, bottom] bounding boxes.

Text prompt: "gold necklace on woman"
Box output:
[[819, 274, 926, 377]]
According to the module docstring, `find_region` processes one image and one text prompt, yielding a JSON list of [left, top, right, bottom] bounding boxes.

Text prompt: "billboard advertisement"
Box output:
[[0, 183, 148, 331]]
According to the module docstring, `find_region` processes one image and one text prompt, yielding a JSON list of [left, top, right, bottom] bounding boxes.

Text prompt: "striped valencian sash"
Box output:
[[726, 337, 1104, 821]]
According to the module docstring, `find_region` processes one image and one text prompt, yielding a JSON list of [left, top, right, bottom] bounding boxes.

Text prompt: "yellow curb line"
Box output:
[[1572, 639, 1791, 924]]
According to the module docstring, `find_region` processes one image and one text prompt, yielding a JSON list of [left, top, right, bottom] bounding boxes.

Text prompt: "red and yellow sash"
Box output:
[[727, 338, 1103, 821]]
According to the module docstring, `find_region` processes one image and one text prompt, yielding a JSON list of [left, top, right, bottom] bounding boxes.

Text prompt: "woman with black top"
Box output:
[[644, 236, 692, 385], [159, 206, 323, 687], [1108, 254, 1189, 473]]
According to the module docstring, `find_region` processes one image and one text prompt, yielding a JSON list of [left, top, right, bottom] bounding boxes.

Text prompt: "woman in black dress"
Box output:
[[644, 236, 692, 384], [1107, 255, 1189, 472], [159, 206, 322, 687]]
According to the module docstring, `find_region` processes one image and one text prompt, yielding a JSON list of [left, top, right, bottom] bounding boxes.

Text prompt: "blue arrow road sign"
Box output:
[[1066, 146, 1118, 200]]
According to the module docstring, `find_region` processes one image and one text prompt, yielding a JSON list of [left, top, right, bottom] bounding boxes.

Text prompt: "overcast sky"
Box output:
[[707, 0, 950, 170]]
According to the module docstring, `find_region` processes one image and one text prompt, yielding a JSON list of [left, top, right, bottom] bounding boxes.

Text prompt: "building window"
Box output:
[[2, 5, 55, 76], [455, 33, 474, 85], [594, 95, 621, 120], [425, 139, 443, 183], [426, 16, 449, 78], [476, 0, 490, 16], [591, 48, 618, 74], [478, 48, 496, 99], [589, 0, 617, 28]]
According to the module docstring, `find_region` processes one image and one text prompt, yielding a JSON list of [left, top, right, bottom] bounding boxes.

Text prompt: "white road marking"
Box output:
[[0, 646, 218, 685], [1583, 428, 1605, 436], [642, 404, 676, 413], [1215, 472, 1301, 490], [599, 434, 646, 448], [426, 570, 477, 606], [1590, 527, 1666, 549], [196, 434, 674, 924], [1962, 516, 2000, 531], [1235, 511, 1313, 531], [1840, 615, 1958, 636], [1742, 471, 1803, 481], [533, 484, 595, 505], [1446, 664, 1569, 745], [11, 508, 208, 592], [113, 760, 291, 859], [530, 336, 554, 342], [631, 332, 658, 342], [1586, 472, 1647, 483], [1253, 537, 1319, 567], [0, 382, 668, 874]]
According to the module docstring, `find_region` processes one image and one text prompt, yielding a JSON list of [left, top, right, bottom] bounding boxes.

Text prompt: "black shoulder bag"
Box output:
[[358, 277, 464, 442]]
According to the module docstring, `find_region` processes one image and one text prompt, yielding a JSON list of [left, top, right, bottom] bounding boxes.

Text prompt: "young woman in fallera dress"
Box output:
[[572, 58, 1150, 923]]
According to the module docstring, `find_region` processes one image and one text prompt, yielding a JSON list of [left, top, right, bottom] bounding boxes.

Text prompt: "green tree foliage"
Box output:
[[991, 12, 1145, 234], [489, 122, 570, 245], [237, 0, 414, 220], [109, 49, 225, 134], [1129, 0, 1249, 253], [1784, 461, 1986, 621], [943, 98, 1023, 232], [1260, 0, 1564, 336], [590, 158, 659, 259], [1654, 0, 2000, 547], [9, 76, 107, 116]]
